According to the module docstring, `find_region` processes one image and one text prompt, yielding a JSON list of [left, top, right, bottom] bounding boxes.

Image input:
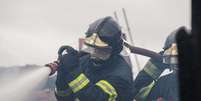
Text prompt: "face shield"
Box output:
[[82, 44, 112, 61], [163, 43, 178, 71], [82, 33, 113, 62]]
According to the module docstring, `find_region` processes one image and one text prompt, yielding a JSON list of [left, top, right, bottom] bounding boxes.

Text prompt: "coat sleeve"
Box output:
[[75, 75, 134, 101], [55, 73, 133, 101], [55, 55, 134, 101], [133, 58, 169, 100]]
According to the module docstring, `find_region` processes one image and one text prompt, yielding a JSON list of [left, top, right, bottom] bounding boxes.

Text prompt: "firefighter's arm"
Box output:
[[134, 58, 167, 92], [54, 46, 129, 100], [142, 58, 168, 80], [73, 76, 118, 101], [54, 45, 81, 101], [133, 58, 168, 100], [55, 74, 132, 101]]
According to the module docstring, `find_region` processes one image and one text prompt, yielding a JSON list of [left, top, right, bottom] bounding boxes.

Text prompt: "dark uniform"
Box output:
[[133, 58, 168, 101], [147, 72, 179, 101], [54, 17, 134, 101], [133, 59, 179, 101], [133, 30, 179, 101]]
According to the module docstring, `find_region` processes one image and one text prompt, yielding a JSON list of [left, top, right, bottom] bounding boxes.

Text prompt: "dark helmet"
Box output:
[[163, 28, 181, 72], [163, 29, 177, 50], [84, 16, 123, 54]]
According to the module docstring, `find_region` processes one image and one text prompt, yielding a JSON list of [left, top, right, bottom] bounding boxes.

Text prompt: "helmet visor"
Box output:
[[163, 43, 178, 65], [81, 44, 112, 61]]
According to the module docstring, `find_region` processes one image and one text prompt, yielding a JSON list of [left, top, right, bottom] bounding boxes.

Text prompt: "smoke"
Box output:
[[0, 67, 51, 101]]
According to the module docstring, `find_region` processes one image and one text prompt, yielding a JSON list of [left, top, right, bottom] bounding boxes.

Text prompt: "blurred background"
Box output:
[[0, 0, 190, 67]]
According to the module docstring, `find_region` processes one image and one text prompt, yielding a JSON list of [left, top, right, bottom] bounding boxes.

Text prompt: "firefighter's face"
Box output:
[[82, 44, 112, 61], [163, 43, 178, 70]]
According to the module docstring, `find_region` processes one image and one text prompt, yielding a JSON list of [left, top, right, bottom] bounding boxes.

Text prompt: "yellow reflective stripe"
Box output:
[[75, 98, 80, 101], [55, 87, 72, 97], [143, 61, 160, 79], [69, 73, 90, 93], [96, 80, 117, 101], [135, 81, 155, 101]]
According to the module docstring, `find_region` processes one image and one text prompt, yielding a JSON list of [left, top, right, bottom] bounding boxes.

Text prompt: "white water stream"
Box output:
[[0, 67, 51, 101]]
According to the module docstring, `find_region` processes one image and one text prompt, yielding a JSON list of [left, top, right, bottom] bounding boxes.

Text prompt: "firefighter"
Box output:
[[133, 28, 180, 101], [46, 16, 134, 101]]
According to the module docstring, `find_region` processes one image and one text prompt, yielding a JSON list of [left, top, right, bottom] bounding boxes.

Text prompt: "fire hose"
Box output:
[[123, 41, 163, 61], [47, 43, 163, 76]]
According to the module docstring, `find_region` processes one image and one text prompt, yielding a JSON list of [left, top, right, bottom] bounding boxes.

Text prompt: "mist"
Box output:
[[0, 67, 51, 101], [0, 0, 190, 67]]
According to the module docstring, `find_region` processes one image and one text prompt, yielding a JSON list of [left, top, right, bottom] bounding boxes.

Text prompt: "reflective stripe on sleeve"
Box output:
[[143, 61, 161, 79], [74, 98, 80, 101], [55, 87, 72, 97], [135, 81, 156, 101], [55, 88, 80, 101], [96, 80, 118, 101], [68, 73, 90, 93]]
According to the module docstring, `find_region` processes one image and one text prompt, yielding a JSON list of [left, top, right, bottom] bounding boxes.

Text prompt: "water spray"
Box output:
[[0, 66, 52, 101], [0, 46, 66, 101]]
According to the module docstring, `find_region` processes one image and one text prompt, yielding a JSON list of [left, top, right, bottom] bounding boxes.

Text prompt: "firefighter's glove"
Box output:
[[45, 61, 59, 76], [57, 45, 79, 74]]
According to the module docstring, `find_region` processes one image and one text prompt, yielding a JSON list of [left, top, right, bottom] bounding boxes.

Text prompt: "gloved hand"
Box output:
[[45, 46, 80, 76], [45, 61, 59, 76], [56, 46, 80, 91], [57, 45, 79, 74]]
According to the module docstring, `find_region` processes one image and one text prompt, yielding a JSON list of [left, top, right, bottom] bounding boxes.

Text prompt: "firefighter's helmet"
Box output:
[[84, 16, 123, 55]]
